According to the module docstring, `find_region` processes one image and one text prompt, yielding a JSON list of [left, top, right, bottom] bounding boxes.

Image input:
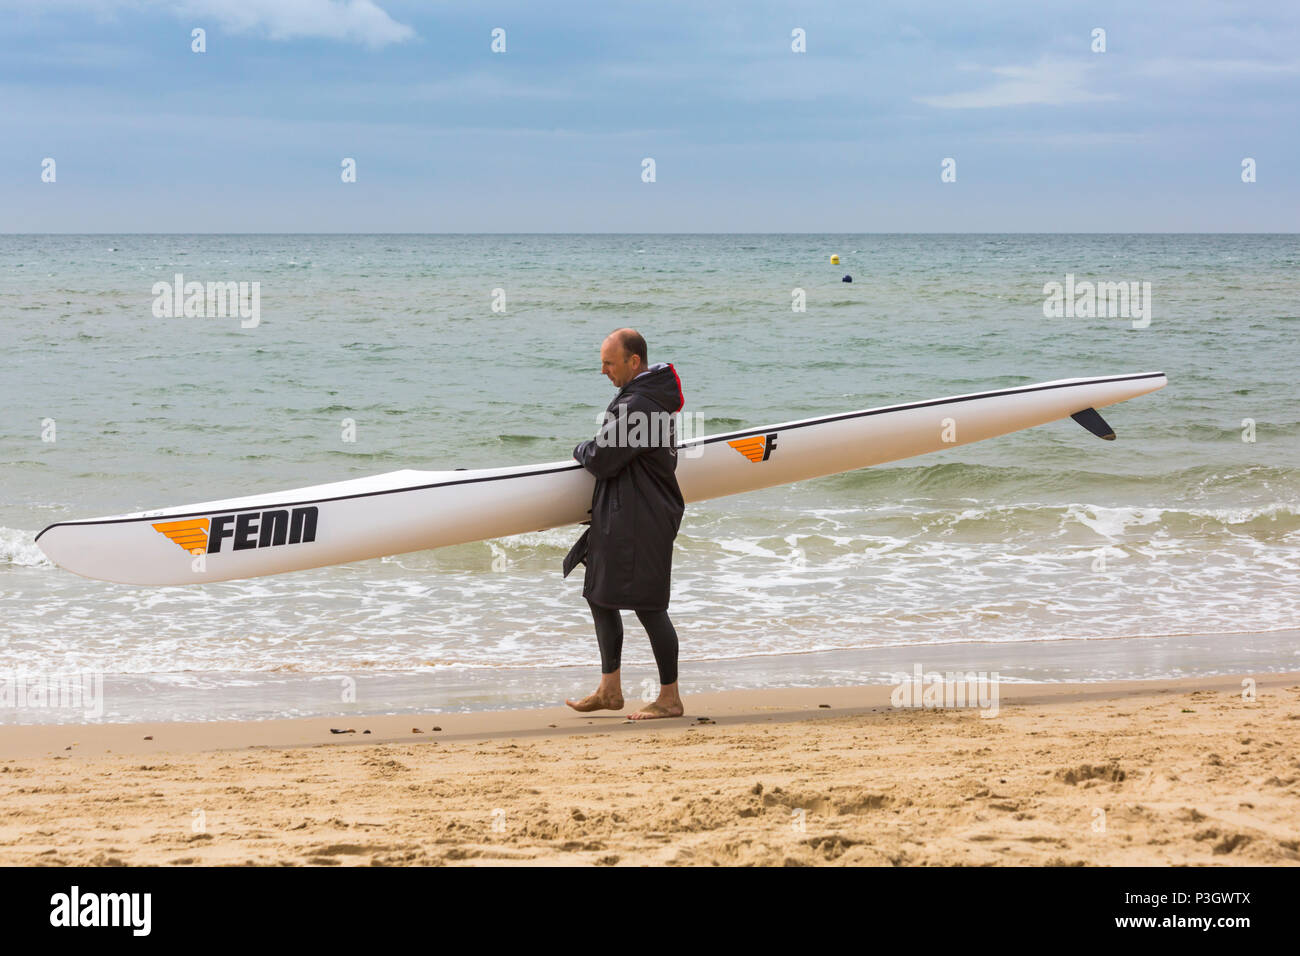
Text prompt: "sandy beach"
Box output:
[[1, 672, 1298, 866]]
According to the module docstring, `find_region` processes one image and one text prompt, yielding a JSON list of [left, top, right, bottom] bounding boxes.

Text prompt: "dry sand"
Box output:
[[1, 674, 1298, 866]]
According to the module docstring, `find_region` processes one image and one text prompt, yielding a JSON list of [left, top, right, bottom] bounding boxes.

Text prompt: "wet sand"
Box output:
[[1, 673, 1298, 865]]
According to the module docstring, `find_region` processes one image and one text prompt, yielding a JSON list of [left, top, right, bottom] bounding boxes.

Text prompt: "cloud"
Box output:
[[916, 58, 1117, 109], [973, 130, 1152, 148], [410, 72, 582, 103], [181, 0, 414, 47], [1136, 57, 1300, 78], [1, 0, 417, 47]]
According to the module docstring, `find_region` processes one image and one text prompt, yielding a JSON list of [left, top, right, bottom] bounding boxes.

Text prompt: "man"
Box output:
[[563, 328, 686, 720]]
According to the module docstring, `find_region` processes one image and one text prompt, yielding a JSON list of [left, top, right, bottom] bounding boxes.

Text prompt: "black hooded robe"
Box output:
[[563, 362, 685, 611]]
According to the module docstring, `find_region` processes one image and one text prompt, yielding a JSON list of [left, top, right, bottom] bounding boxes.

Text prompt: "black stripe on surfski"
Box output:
[[34, 371, 1164, 541], [1071, 407, 1116, 440]]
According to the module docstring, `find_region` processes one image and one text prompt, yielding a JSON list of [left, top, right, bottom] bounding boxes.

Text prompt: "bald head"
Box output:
[[600, 328, 649, 388]]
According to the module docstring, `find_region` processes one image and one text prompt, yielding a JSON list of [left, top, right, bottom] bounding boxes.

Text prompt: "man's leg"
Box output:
[[565, 599, 625, 712], [626, 608, 684, 720]]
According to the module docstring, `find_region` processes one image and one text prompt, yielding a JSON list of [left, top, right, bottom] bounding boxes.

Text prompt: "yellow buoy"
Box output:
[[829, 254, 840, 264]]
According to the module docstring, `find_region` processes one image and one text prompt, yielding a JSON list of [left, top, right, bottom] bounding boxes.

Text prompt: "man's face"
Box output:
[[600, 337, 641, 388]]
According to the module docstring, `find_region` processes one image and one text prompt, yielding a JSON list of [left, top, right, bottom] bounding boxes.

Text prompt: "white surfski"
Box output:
[[36, 372, 1166, 586]]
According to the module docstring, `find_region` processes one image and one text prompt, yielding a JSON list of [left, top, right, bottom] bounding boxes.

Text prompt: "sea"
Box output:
[[2, 234, 1297, 723]]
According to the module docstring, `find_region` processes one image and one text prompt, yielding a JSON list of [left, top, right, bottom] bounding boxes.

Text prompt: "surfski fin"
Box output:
[[1071, 407, 1116, 440]]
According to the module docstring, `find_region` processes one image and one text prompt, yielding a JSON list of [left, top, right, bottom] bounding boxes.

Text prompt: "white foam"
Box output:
[[0, 527, 52, 567]]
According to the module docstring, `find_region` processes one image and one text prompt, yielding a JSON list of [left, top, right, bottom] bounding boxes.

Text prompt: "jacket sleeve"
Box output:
[[573, 399, 648, 479], [562, 526, 590, 578]]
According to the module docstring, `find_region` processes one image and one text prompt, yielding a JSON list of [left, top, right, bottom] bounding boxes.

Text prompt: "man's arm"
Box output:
[[573, 399, 648, 479]]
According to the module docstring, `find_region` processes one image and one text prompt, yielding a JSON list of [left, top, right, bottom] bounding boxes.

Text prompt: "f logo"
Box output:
[[728, 432, 779, 463]]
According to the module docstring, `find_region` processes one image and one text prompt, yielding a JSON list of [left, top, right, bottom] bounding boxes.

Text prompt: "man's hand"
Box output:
[[573, 403, 647, 479]]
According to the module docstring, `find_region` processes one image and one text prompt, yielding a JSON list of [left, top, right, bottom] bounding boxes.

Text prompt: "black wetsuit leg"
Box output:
[[588, 599, 624, 675], [589, 601, 679, 686], [633, 609, 679, 686]]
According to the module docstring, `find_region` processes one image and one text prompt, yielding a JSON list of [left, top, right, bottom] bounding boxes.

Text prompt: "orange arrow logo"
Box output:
[[728, 432, 778, 462], [153, 518, 210, 554]]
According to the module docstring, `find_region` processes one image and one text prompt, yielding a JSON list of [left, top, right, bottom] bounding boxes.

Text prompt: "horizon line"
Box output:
[[4, 231, 1298, 237]]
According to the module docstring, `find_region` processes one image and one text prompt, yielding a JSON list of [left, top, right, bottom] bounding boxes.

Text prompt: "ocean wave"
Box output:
[[496, 433, 544, 444], [0, 528, 51, 568], [819, 460, 1300, 497], [574, 300, 659, 311], [1143, 421, 1300, 440], [721, 499, 1300, 544], [322, 449, 405, 460]]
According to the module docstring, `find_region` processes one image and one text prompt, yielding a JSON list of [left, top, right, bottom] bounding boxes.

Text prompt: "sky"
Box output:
[[2, 0, 1297, 231]]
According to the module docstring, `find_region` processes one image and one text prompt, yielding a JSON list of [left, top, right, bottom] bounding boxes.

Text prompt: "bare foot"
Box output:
[[565, 691, 624, 713], [626, 700, 684, 720]]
